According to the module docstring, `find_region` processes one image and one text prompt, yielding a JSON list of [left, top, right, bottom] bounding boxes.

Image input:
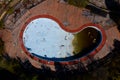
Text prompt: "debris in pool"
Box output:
[[65, 36, 67, 40], [44, 55, 47, 57], [93, 38, 96, 43], [60, 45, 65, 47], [26, 47, 32, 51]]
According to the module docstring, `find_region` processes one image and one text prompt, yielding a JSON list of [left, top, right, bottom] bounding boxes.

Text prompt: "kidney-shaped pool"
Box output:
[[20, 15, 106, 65]]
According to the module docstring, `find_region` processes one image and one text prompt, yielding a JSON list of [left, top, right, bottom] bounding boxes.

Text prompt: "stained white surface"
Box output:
[[23, 18, 74, 58]]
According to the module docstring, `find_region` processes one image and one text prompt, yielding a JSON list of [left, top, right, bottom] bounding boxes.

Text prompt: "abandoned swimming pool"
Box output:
[[19, 15, 106, 64]]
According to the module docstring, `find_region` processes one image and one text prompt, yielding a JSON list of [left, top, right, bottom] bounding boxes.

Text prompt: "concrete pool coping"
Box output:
[[19, 15, 106, 65]]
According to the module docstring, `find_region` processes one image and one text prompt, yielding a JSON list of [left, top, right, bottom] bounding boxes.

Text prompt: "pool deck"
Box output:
[[1, 0, 120, 71]]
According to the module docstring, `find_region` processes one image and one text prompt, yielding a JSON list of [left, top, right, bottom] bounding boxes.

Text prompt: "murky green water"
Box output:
[[72, 27, 102, 55]]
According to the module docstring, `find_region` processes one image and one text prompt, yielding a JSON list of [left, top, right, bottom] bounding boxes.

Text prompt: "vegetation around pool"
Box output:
[[67, 0, 89, 8]]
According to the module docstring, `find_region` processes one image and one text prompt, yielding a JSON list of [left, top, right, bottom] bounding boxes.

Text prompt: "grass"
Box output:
[[67, 0, 88, 8]]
